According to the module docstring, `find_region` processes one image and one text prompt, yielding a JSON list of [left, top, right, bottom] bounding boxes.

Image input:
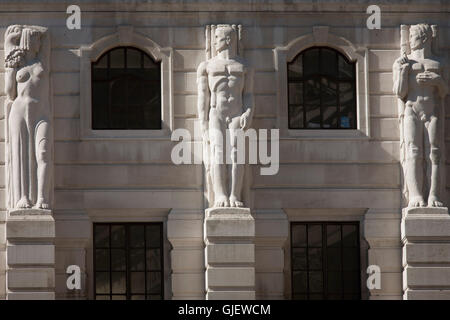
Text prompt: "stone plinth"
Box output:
[[204, 207, 255, 300], [6, 209, 55, 300], [401, 207, 450, 300]]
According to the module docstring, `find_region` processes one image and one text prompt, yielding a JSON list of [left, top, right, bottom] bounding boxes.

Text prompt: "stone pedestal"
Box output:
[[6, 209, 55, 300], [204, 207, 255, 300], [401, 207, 450, 300]]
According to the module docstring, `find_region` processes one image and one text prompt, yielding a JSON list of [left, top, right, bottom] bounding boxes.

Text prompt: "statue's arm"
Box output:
[[5, 67, 17, 101], [393, 58, 409, 100], [242, 66, 255, 129], [197, 61, 210, 135], [437, 64, 449, 98]]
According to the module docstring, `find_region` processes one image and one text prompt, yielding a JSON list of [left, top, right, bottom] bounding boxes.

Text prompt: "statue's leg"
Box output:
[[404, 107, 425, 207], [209, 110, 229, 207], [35, 120, 51, 209], [10, 112, 31, 208], [229, 117, 244, 207], [426, 115, 442, 207]]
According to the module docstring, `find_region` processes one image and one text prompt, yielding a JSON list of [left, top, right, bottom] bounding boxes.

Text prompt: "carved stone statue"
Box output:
[[4, 25, 52, 209], [197, 24, 254, 208], [393, 24, 448, 208]]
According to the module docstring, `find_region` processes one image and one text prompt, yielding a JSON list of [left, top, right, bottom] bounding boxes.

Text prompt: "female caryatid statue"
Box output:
[[4, 25, 52, 209], [393, 24, 448, 208]]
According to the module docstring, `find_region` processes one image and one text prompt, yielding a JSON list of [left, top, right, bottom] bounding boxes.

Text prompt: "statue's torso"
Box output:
[[12, 61, 50, 120], [207, 58, 246, 119], [406, 57, 441, 119]]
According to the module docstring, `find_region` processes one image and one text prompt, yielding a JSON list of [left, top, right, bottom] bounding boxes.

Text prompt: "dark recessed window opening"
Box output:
[[92, 46, 162, 130], [291, 222, 361, 300], [288, 47, 357, 129], [94, 223, 164, 300]]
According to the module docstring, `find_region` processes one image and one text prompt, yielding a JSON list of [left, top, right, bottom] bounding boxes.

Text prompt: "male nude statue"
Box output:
[[197, 25, 254, 207], [393, 24, 448, 207]]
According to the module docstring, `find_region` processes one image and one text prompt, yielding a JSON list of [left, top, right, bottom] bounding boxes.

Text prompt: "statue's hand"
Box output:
[[240, 112, 250, 130], [395, 55, 410, 70], [416, 71, 441, 86], [201, 121, 209, 142], [5, 26, 21, 53]]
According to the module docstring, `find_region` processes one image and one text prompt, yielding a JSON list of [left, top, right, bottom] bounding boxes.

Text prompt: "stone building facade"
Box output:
[[0, 0, 449, 300]]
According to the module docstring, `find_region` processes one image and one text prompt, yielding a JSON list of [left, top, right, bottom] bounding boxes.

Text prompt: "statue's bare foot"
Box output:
[[214, 195, 229, 207], [35, 198, 50, 209], [16, 197, 32, 208], [428, 196, 443, 207], [229, 196, 243, 207], [408, 196, 426, 207]]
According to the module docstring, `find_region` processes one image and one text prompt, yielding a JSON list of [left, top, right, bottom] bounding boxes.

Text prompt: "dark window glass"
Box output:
[[287, 47, 357, 129], [92, 47, 161, 130], [94, 223, 164, 300], [291, 222, 361, 300]]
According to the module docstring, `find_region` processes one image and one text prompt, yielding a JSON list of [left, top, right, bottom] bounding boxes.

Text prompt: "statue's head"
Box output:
[[4, 25, 42, 68], [409, 24, 432, 51], [214, 25, 237, 54]]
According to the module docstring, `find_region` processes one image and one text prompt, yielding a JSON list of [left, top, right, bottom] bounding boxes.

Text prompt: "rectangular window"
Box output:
[[94, 223, 164, 300], [291, 222, 361, 300]]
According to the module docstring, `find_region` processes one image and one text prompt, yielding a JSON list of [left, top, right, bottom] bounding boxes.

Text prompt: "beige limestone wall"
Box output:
[[0, 0, 447, 299]]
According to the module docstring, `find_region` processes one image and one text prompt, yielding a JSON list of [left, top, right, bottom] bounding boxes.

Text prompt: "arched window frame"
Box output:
[[274, 27, 370, 138], [80, 26, 173, 139]]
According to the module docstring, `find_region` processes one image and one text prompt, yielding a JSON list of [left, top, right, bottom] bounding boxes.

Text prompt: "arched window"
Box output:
[[288, 47, 356, 129], [91, 46, 161, 130]]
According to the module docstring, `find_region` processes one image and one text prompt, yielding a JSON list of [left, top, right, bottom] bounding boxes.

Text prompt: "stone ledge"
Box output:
[[401, 207, 450, 241], [206, 207, 252, 219], [8, 209, 52, 217]]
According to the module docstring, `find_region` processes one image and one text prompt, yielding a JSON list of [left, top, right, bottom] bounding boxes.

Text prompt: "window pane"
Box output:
[[146, 225, 161, 247], [96, 295, 110, 300], [343, 225, 358, 247], [110, 48, 125, 68], [112, 295, 126, 300], [130, 225, 145, 247], [303, 49, 320, 76], [321, 77, 337, 106], [111, 249, 126, 271], [130, 249, 145, 271], [289, 105, 304, 129], [309, 293, 324, 300], [293, 271, 307, 293], [327, 271, 342, 293], [308, 248, 322, 270], [289, 82, 303, 105], [292, 294, 307, 300], [292, 225, 307, 247], [147, 272, 161, 294], [95, 272, 110, 294], [308, 225, 322, 247], [306, 105, 321, 128], [147, 295, 162, 300], [323, 106, 337, 128], [320, 48, 338, 77], [327, 225, 341, 247], [343, 272, 360, 293], [132, 295, 145, 300], [327, 247, 342, 271], [288, 55, 302, 79], [338, 54, 353, 79], [146, 248, 161, 270], [111, 272, 126, 294], [144, 54, 158, 68], [292, 248, 307, 270], [95, 225, 109, 247], [304, 79, 320, 106], [343, 249, 359, 271], [127, 48, 142, 69], [131, 272, 145, 293], [95, 249, 110, 271], [111, 225, 125, 247], [309, 271, 323, 293]]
